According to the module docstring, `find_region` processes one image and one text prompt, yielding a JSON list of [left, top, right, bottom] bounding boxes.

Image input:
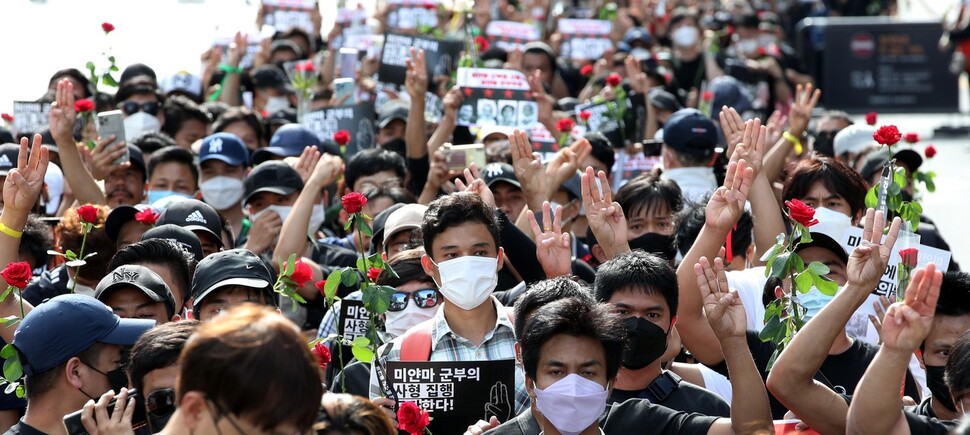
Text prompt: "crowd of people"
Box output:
[[0, 0, 965, 434]]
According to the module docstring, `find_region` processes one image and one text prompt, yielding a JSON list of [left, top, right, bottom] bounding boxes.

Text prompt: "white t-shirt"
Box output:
[[726, 266, 768, 331]]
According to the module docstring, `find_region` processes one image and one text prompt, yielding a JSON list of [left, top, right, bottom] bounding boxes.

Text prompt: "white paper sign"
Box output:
[[558, 19, 613, 61], [485, 21, 541, 51]]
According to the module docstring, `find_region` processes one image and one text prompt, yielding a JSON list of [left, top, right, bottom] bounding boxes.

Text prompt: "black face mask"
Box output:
[[926, 365, 957, 412], [79, 362, 129, 399], [628, 232, 677, 262], [622, 317, 668, 370], [381, 138, 407, 158], [813, 131, 836, 157]]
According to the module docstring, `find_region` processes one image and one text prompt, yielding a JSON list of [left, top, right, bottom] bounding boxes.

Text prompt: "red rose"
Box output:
[[865, 112, 877, 126], [579, 111, 591, 122], [579, 64, 594, 77], [873, 125, 901, 146], [76, 204, 100, 224], [556, 118, 575, 133], [341, 192, 367, 214], [311, 341, 331, 371], [315, 280, 327, 297], [333, 130, 351, 145], [925, 144, 937, 158], [899, 248, 919, 268], [702, 90, 714, 101], [605, 73, 622, 87], [74, 99, 95, 113], [423, 3, 436, 10], [101, 22, 115, 33], [1, 262, 31, 289], [904, 132, 919, 144], [290, 260, 313, 287], [784, 199, 818, 228], [1, 113, 12, 123], [397, 401, 431, 435], [134, 208, 158, 225], [295, 60, 315, 73], [367, 267, 382, 282], [474, 35, 489, 52]]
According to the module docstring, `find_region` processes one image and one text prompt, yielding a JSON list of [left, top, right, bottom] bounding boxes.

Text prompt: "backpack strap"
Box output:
[[399, 319, 434, 361]]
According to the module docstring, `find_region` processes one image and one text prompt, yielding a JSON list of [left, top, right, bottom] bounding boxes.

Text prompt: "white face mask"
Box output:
[[252, 205, 292, 224], [736, 38, 760, 55], [308, 204, 325, 238], [200, 176, 244, 211], [811, 206, 852, 239], [533, 374, 609, 435], [671, 26, 699, 48], [264, 96, 291, 113], [123, 112, 161, 142], [384, 298, 439, 338], [432, 256, 498, 310]]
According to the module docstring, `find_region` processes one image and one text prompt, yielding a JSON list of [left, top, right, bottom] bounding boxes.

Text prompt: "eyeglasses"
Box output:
[[388, 289, 439, 312], [146, 388, 176, 417], [119, 101, 161, 116]]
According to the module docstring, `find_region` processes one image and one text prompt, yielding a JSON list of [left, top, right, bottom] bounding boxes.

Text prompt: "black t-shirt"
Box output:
[[711, 330, 920, 419], [906, 396, 938, 419], [4, 421, 47, 435], [672, 57, 704, 97], [489, 399, 717, 435], [331, 360, 371, 398], [904, 410, 958, 435], [608, 372, 731, 418]]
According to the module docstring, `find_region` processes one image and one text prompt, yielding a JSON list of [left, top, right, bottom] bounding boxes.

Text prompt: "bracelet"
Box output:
[[0, 222, 23, 239], [782, 131, 803, 155], [219, 64, 244, 74]]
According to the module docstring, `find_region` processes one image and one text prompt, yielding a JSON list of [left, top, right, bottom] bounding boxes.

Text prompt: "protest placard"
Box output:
[[559, 19, 613, 61], [386, 0, 438, 30], [213, 34, 262, 70], [262, 0, 317, 35], [456, 68, 538, 129], [838, 225, 951, 342], [337, 299, 370, 342], [485, 21, 541, 52], [301, 102, 376, 157], [378, 33, 462, 87], [386, 360, 516, 431], [12, 102, 51, 136]]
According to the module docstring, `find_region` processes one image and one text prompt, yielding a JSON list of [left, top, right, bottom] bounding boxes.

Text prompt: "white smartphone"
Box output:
[[338, 47, 359, 79], [96, 110, 129, 166], [333, 78, 355, 105]]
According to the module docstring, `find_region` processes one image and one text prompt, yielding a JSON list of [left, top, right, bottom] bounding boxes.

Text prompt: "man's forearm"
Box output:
[[427, 115, 455, 156], [0, 209, 35, 342], [676, 224, 729, 365], [406, 98, 427, 160], [53, 135, 106, 205], [847, 348, 912, 435], [722, 336, 773, 434], [763, 137, 794, 183], [749, 174, 783, 264]]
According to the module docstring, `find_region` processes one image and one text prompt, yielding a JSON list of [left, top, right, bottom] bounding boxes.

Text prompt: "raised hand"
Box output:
[[527, 70, 555, 126], [528, 201, 572, 278], [545, 138, 591, 198], [294, 146, 322, 183], [509, 129, 547, 210], [3, 135, 49, 214], [732, 118, 768, 178], [455, 163, 495, 209], [868, 295, 892, 345], [308, 152, 344, 188], [49, 79, 77, 143], [881, 263, 942, 354], [694, 256, 747, 339], [719, 106, 745, 157], [704, 156, 753, 232], [88, 136, 128, 181], [623, 55, 650, 95], [847, 209, 902, 290], [582, 166, 628, 258], [404, 47, 428, 99], [764, 110, 787, 148], [788, 83, 821, 137]]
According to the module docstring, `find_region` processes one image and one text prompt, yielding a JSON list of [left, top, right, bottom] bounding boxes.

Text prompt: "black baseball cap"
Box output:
[[0, 143, 19, 177], [190, 249, 275, 311], [252, 124, 321, 165], [250, 64, 294, 94], [105, 204, 153, 242], [12, 294, 155, 377], [156, 199, 224, 248], [243, 161, 304, 206], [199, 133, 249, 167], [795, 232, 849, 266], [860, 149, 923, 182], [648, 89, 682, 113], [95, 265, 177, 318], [141, 224, 205, 263], [120, 63, 158, 87], [127, 145, 147, 181], [482, 162, 520, 189], [369, 203, 406, 253], [663, 108, 718, 160], [377, 100, 409, 129]]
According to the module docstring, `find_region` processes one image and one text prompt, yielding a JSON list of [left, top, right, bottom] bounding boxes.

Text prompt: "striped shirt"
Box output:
[[368, 297, 529, 416]]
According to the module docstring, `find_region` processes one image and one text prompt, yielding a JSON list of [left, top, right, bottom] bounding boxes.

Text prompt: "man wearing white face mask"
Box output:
[[368, 192, 531, 417], [198, 133, 250, 245], [115, 84, 165, 142], [241, 161, 304, 257]]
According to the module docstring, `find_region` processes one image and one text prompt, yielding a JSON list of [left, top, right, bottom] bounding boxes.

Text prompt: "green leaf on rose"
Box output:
[[0, 344, 15, 360], [102, 74, 118, 87], [806, 261, 830, 277], [795, 272, 813, 294], [865, 185, 878, 209], [362, 285, 395, 315], [3, 357, 22, 382], [759, 233, 786, 263], [340, 267, 358, 287], [356, 218, 373, 237], [0, 316, 17, 328], [324, 269, 343, 300], [759, 314, 785, 343], [813, 275, 839, 296], [351, 337, 375, 363], [64, 250, 77, 261]]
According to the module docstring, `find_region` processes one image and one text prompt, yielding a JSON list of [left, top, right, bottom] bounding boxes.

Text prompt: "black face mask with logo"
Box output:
[[622, 317, 669, 370]]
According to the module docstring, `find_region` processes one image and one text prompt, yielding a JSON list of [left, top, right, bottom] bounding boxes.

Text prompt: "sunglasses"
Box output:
[[119, 101, 161, 116], [146, 388, 176, 417], [388, 289, 439, 312]]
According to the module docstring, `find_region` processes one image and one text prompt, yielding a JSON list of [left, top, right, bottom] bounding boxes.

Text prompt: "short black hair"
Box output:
[[131, 132, 177, 156], [938, 272, 970, 317], [584, 132, 615, 176], [422, 193, 500, 256], [783, 155, 868, 220], [108, 239, 197, 309], [946, 330, 970, 400], [668, 7, 699, 28], [363, 185, 416, 207], [147, 146, 200, 188], [520, 298, 626, 381], [615, 170, 683, 222], [127, 320, 200, 394], [344, 149, 407, 191], [213, 107, 266, 147], [594, 250, 679, 316], [675, 199, 753, 259], [376, 250, 434, 288], [161, 95, 211, 139], [20, 214, 52, 269], [514, 277, 595, 338], [200, 101, 232, 123]]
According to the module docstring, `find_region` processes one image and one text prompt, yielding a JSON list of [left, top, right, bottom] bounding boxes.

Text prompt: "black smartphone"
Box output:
[[63, 389, 148, 435]]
